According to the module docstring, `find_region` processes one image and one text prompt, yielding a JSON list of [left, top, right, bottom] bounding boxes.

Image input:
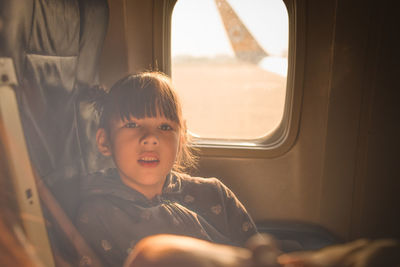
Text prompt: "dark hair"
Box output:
[[95, 71, 197, 172]]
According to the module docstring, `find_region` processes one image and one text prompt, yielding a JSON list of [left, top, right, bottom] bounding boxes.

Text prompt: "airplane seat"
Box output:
[[0, 0, 110, 264], [0, 0, 112, 214]]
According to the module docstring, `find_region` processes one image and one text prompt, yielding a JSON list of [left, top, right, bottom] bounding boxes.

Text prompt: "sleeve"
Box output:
[[213, 179, 258, 246], [76, 198, 131, 267]]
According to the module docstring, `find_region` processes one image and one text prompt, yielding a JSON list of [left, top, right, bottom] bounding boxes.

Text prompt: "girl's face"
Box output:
[[96, 115, 180, 199]]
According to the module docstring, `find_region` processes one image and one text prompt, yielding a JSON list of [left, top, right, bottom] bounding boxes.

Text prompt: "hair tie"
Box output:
[[77, 84, 109, 117]]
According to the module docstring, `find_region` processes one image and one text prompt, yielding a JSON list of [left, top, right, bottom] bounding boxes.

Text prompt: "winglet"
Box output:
[[214, 0, 268, 64]]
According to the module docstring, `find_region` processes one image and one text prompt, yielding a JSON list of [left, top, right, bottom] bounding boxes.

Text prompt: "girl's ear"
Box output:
[[96, 128, 112, 156]]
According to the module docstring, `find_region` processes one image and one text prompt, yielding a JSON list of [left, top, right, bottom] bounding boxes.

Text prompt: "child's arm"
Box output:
[[124, 234, 253, 267], [124, 233, 282, 267], [213, 178, 258, 246], [76, 197, 131, 267], [176, 175, 258, 246]]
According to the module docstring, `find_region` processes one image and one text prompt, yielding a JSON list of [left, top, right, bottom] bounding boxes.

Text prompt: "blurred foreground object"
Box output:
[[125, 233, 400, 267], [278, 238, 400, 267], [246, 234, 281, 267], [124, 233, 282, 267], [124, 234, 252, 267]]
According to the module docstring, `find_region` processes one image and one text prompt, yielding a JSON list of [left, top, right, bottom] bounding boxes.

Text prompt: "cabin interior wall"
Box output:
[[350, 0, 400, 240], [100, 0, 156, 88], [98, 0, 400, 241], [99, 0, 128, 87], [318, 0, 373, 240]]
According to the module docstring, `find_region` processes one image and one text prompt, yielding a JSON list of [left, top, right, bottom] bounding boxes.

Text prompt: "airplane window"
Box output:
[[171, 0, 288, 141]]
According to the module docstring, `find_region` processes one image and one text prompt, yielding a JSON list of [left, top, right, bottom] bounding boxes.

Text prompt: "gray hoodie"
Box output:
[[76, 168, 257, 266]]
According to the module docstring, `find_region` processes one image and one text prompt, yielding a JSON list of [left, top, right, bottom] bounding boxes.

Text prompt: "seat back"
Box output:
[[1, 0, 111, 265], [0, 0, 111, 216]]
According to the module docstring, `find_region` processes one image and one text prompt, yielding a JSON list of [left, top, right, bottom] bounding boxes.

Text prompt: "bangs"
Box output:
[[117, 88, 180, 123], [105, 73, 181, 126]]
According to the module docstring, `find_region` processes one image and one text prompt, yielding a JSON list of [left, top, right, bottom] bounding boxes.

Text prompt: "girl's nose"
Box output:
[[140, 133, 159, 146]]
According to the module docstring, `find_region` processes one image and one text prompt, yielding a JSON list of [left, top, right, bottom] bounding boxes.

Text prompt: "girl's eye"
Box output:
[[159, 124, 173, 131], [124, 122, 138, 128]]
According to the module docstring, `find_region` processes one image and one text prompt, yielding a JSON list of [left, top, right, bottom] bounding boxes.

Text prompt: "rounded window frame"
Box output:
[[155, 0, 306, 158]]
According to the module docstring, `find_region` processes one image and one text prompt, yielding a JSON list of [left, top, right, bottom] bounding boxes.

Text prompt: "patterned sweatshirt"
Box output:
[[76, 168, 257, 266]]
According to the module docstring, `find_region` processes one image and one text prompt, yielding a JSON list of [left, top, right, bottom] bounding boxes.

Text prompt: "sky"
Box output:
[[171, 0, 289, 58]]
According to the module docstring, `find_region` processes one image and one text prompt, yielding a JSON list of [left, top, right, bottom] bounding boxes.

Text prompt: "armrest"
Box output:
[[256, 221, 342, 252]]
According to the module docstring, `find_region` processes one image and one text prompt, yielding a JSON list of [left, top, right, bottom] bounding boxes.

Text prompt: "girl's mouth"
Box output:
[[138, 157, 160, 167]]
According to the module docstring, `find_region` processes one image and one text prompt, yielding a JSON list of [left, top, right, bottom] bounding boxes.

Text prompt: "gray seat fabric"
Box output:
[[0, 0, 110, 205], [0, 0, 111, 262], [1, 0, 111, 264]]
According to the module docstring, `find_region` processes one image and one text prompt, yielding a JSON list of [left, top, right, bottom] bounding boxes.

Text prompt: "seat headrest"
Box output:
[[0, 0, 109, 185]]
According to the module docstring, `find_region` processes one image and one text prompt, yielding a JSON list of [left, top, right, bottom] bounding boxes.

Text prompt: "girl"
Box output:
[[76, 72, 258, 266]]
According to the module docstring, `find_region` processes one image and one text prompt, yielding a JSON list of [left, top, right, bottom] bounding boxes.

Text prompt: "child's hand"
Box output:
[[246, 233, 281, 267], [277, 239, 400, 267]]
